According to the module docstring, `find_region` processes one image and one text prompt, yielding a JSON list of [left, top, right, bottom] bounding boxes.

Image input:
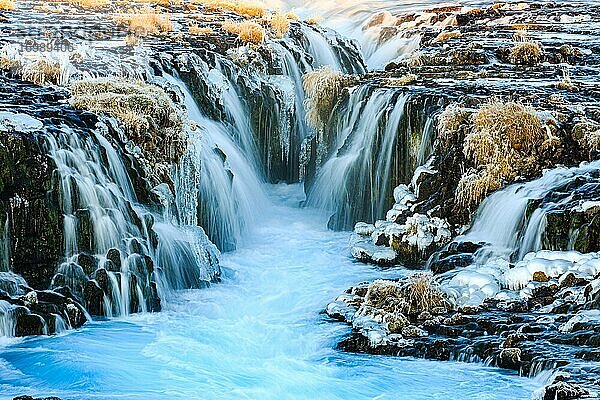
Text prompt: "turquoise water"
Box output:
[[0, 185, 538, 400]]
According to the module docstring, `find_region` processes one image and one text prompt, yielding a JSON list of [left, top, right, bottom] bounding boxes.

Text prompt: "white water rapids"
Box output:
[[0, 185, 538, 399]]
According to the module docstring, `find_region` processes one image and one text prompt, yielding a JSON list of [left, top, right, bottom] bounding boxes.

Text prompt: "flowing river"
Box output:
[[0, 185, 538, 399]]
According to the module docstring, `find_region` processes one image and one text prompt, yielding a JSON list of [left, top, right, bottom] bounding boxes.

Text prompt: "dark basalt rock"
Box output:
[[13, 396, 62, 400]]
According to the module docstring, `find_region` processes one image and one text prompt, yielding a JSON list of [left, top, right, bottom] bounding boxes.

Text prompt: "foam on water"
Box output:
[[0, 185, 538, 400]]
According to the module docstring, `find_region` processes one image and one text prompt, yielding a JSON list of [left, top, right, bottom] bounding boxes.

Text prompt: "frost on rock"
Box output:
[[0, 112, 43, 133], [351, 181, 451, 266], [441, 250, 600, 307]]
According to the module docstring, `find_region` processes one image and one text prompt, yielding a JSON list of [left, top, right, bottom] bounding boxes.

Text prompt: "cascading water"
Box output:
[[458, 161, 600, 263], [166, 73, 269, 252], [307, 87, 417, 229], [44, 119, 220, 318]]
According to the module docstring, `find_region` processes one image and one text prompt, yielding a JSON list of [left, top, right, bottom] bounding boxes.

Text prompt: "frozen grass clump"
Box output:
[[196, 0, 266, 18], [363, 274, 446, 317], [509, 41, 542, 66], [437, 103, 471, 149], [438, 100, 552, 208], [221, 20, 265, 44], [189, 24, 213, 36], [402, 273, 445, 315], [0, 0, 15, 10], [433, 29, 461, 43], [383, 74, 417, 87], [269, 13, 291, 38], [69, 77, 185, 163], [21, 53, 73, 85], [115, 8, 173, 36], [75, 0, 110, 8], [303, 66, 356, 131], [457, 100, 545, 206]]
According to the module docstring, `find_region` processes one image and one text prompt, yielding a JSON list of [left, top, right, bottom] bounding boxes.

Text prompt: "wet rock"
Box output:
[[13, 396, 62, 400], [543, 382, 589, 400], [15, 313, 45, 336], [497, 348, 522, 370], [83, 280, 105, 317], [77, 253, 98, 275], [106, 248, 121, 271]]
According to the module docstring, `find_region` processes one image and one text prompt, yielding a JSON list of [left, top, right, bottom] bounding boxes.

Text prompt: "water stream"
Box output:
[[0, 185, 538, 399]]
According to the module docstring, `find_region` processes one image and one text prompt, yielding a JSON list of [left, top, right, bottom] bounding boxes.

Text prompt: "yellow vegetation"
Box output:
[[557, 70, 577, 91], [0, 0, 15, 10], [69, 78, 185, 162], [437, 104, 470, 149], [221, 19, 265, 44], [115, 8, 173, 36], [403, 273, 445, 315], [509, 41, 542, 66], [21, 57, 70, 85], [75, 0, 110, 8], [194, 0, 266, 18], [449, 100, 547, 207], [572, 120, 600, 153], [269, 13, 290, 38], [432, 29, 461, 43], [303, 66, 355, 131], [382, 74, 417, 87], [304, 15, 323, 25]]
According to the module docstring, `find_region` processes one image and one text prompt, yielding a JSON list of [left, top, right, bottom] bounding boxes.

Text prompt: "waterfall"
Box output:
[[0, 300, 16, 337], [307, 87, 410, 229], [45, 119, 220, 317], [274, 0, 428, 70], [166, 73, 269, 252], [458, 161, 600, 263]]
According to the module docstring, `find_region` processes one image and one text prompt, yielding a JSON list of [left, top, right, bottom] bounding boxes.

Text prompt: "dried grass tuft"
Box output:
[[221, 19, 265, 44], [303, 66, 355, 131], [69, 77, 186, 164], [269, 13, 290, 38], [509, 41, 542, 66], [0, 0, 15, 10], [114, 8, 173, 36]]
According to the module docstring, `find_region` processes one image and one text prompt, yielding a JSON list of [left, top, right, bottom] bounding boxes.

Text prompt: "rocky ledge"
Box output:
[[328, 271, 600, 400]]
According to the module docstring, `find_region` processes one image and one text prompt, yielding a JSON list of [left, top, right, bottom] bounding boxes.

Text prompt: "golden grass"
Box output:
[[452, 100, 546, 207], [69, 77, 185, 162], [557, 69, 577, 91], [124, 34, 141, 46], [573, 120, 600, 152], [437, 104, 470, 149], [363, 274, 445, 318], [509, 41, 542, 66], [194, 0, 266, 18], [382, 74, 417, 87], [284, 11, 299, 21], [402, 273, 445, 315], [21, 57, 69, 85], [115, 8, 173, 36], [269, 13, 290, 38], [132, 0, 170, 6], [304, 15, 323, 25], [0, 0, 15, 10], [221, 19, 265, 44], [76, 0, 110, 8], [303, 66, 355, 131]]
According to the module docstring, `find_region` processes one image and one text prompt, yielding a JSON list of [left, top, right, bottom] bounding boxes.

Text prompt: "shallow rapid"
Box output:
[[0, 185, 538, 400]]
